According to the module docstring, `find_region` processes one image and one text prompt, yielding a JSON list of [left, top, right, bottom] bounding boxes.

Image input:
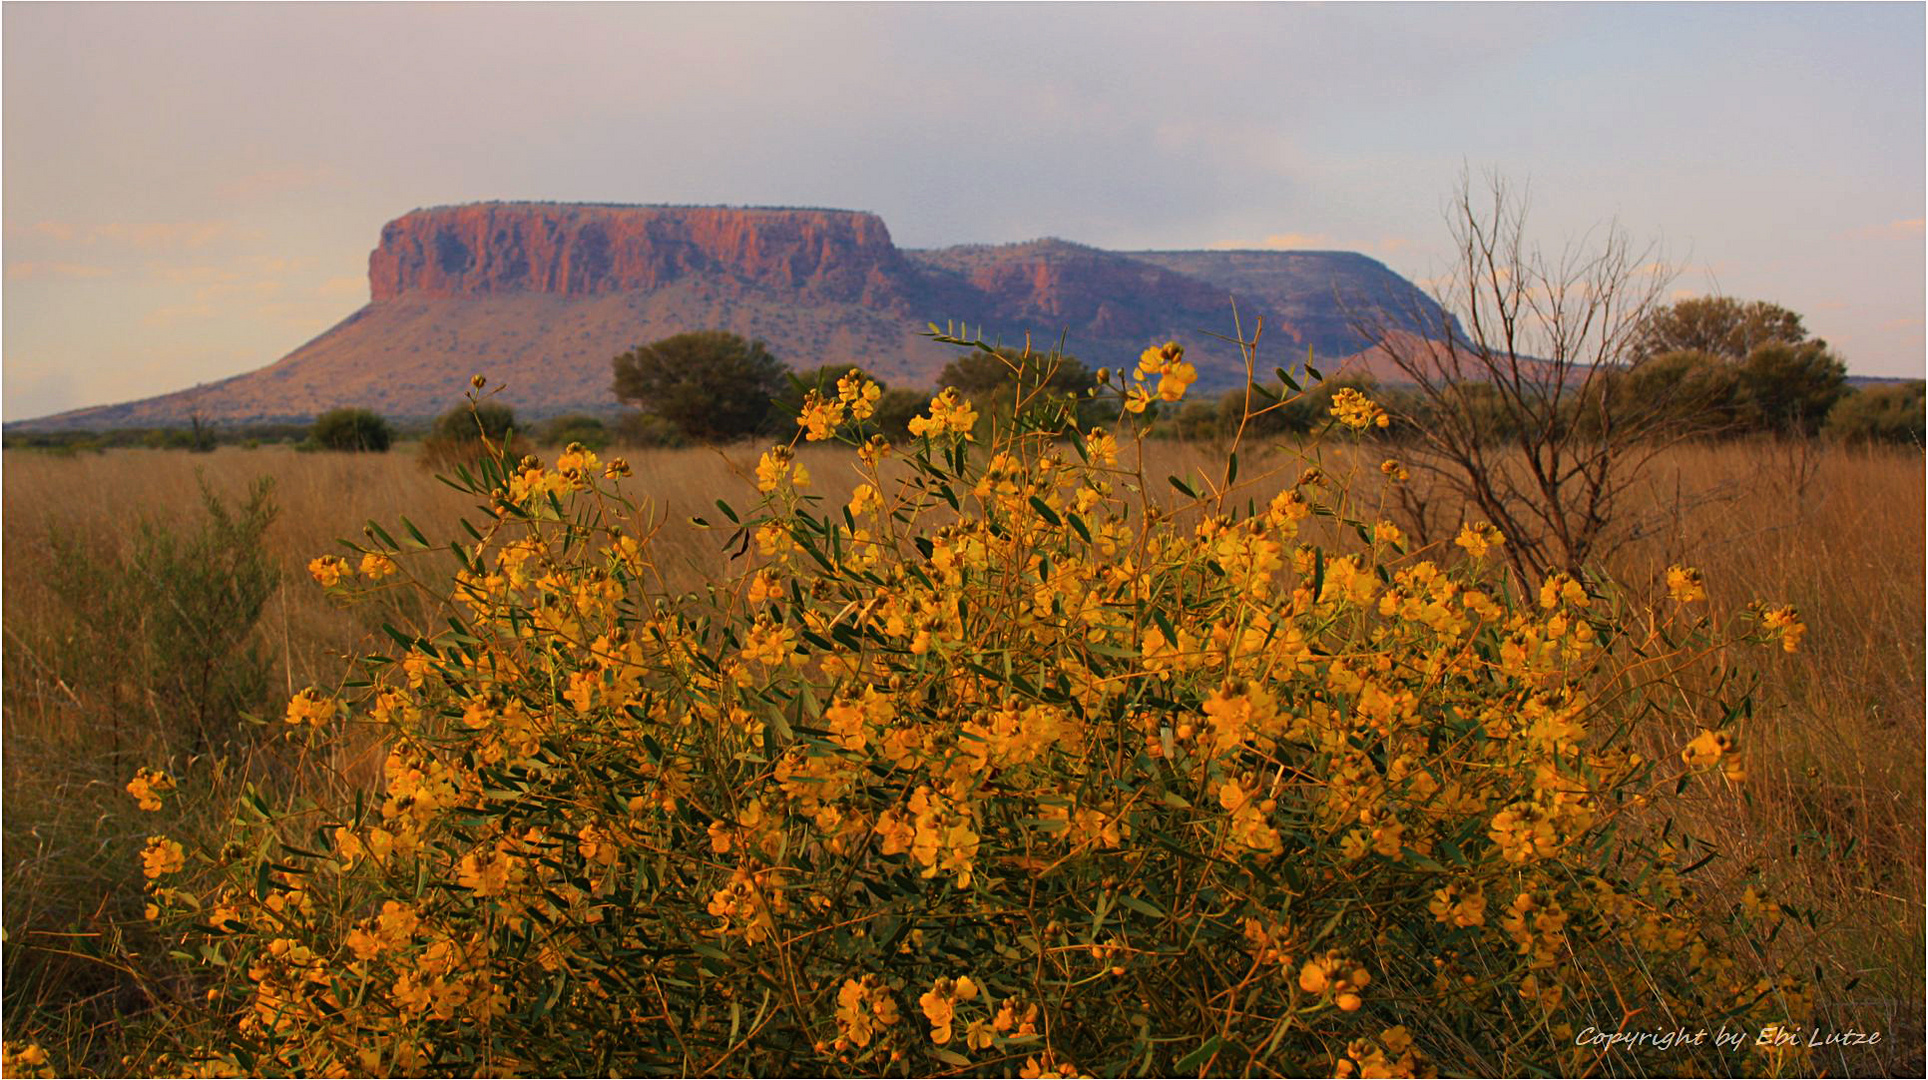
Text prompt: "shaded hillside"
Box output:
[[19, 204, 1451, 428]]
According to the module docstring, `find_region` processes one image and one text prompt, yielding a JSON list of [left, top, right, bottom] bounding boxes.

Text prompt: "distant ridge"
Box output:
[[17, 203, 1453, 429]]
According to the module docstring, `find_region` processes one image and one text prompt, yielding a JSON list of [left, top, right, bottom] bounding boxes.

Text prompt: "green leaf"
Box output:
[[1403, 848, 1447, 872], [399, 516, 431, 549], [364, 520, 400, 550], [1174, 1035, 1224, 1074]]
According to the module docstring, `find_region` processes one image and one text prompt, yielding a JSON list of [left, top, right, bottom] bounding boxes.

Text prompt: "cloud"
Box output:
[[142, 302, 218, 327], [18, 220, 231, 250], [1206, 232, 1413, 255], [5, 261, 115, 280], [1257, 232, 1333, 250], [1879, 316, 1923, 331], [156, 264, 244, 286], [1206, 232, 1333, 251], [1843, 218, 1925, 240], [315, 275, 366, 297], [0, 357, 78, 422], [216, 165, 341, 201]]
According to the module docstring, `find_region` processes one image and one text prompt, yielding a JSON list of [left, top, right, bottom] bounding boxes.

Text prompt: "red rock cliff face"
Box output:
[[369, 203, 916, 306]]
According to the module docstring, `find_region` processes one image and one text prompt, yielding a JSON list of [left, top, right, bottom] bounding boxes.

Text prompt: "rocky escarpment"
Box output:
[[370, 204, 919, 308], [19, 203, 1454, 429]]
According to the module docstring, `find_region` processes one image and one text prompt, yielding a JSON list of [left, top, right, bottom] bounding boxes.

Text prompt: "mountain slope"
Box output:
[[20, 203, 1452, 428]]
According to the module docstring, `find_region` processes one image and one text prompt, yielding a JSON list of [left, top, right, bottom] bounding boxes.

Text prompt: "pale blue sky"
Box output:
[[4, 2, 1922, 421]]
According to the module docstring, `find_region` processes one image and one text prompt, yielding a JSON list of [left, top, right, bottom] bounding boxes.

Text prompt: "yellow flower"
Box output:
[[306, 554, 349, 586], [456, 848, 516, 896], [908, 388, 978, 439], [747, 569, 783, 604], [1681, 728, 1738, 771], [1156, 359, 1197, 402], [359, 552, 398, 580], [740, 618, 796, 667], [1428, 884, 1487, 927], [1298, 951, 1370, 1011], [1136, 341, 1183, 380], [140, 835, 186, 879], [1329, 387, 1388, 431], [2, 1042, 53, 1079], [1761, 604, 1806, 652], [1489, 803, 1561, 862], [1083, 427, 1119, 466], [603, 457, 632, 479], [1380, 458, 1410, 481], [755, 447, 808, 493], [834, 975, 898, 1049], [1539, 573, 1589, 609], [796, 389, 844, 441], [283, 687, 336, 727], [918, 975, 979, 1044], [848, 483, 882, 516], [858, 434, 892, 467], [1123, 385, 1153, 414], [126, 767, 176, 812], [837, 369, 882, 421], [1666, 565, 1706, 603]]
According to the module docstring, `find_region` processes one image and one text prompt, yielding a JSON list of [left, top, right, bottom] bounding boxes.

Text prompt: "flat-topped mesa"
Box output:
[[368, 203, 913, 304]]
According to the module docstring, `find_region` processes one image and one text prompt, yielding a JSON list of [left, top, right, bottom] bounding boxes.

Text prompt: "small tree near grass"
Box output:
[[938, 345, 1095, 435], [611, 331, 788, 443], [539, 414, 611, 451], [311, 408, 394, 452], [422, 401, 518, 468], [1825, 381, 1926, 446]]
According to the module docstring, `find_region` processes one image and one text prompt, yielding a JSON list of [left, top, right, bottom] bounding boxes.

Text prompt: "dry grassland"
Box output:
[[2, 437, 1921, 1072]]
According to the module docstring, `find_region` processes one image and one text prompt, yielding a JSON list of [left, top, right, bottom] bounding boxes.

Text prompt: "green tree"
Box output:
[[1624, 297, 1846, 436], [310, 407, 395, 452], [868, 388, 931, 441], [1590, 349, 1744, 436], [937, 346, 1094, 434], [432, 401, 517, 444], [423, 401, 519, 467], [539, 414, 611, 451], [1824, 381, 1926, 445], [1632, 297, 1809, 362], [611, 331, 787, 443], [1737, 339, 1848, 435], [938, 346, 1090, 402]]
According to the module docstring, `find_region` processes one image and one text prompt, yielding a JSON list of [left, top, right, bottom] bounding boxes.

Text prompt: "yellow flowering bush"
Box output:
[[141, 342, 1819, 1077]]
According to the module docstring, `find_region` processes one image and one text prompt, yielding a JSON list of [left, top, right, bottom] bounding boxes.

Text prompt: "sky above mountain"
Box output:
[[4, 2, 1922, 421]]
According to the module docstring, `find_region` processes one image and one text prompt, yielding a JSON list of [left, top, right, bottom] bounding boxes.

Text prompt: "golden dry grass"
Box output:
[[2, 436, 1922, 1072]]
